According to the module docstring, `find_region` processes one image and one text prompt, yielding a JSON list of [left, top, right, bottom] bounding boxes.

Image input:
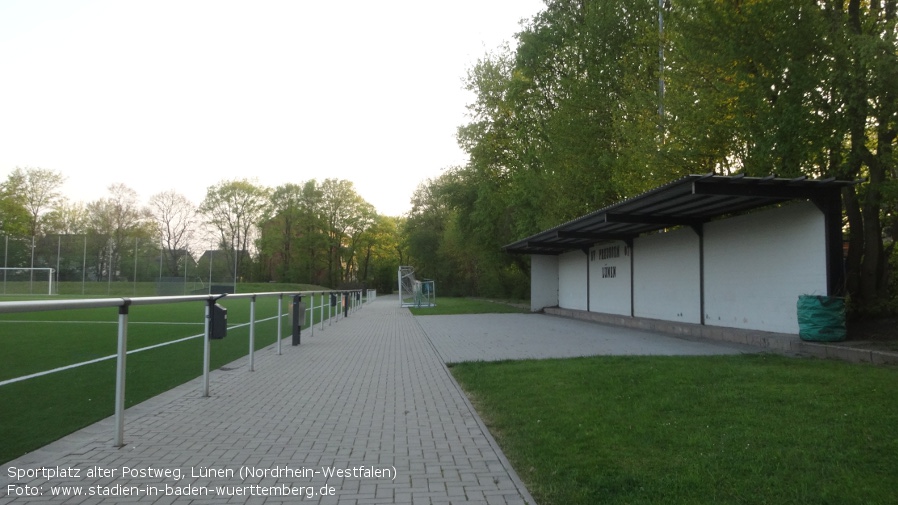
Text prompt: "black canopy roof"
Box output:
[[504, 174, 854, 256]]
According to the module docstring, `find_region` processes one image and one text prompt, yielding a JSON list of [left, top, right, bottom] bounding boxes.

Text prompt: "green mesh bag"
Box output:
[[797, 295, 846, 342]]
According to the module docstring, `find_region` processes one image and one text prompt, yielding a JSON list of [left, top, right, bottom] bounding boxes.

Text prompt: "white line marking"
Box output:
[[0, 315, 286, 387]]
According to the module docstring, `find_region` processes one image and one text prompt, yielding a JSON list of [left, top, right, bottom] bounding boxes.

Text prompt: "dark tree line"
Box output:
[[0, 169, 401, 293]]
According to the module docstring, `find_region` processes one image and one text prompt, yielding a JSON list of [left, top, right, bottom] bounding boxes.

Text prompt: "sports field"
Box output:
[[0, 291, 341, 464]]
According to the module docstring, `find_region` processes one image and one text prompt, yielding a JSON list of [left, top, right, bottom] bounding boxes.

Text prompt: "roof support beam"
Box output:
[[525, 240, 582, 251], [505, 248, 561, 256], [556, 231, 636, 242], [604, 213, 704, 227], [556, 231, 606, 240], [812, 190, 846, 296], [692, 180, 834, 200]]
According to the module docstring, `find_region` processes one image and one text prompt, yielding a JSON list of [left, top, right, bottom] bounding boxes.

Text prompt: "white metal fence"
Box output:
[[0, 288, 377, 448]]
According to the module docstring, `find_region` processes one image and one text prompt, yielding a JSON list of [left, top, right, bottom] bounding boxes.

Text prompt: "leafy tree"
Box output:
[[9, 167, 67, 237], [256, 179, 391, 289], [0, 170, 30, 236], [446, 1, 669, 298], [39, 201, 89, 282], [666, 0, 897, 311], [199, 179, 269, 283], [259, 183, 304, 282], [257, 180, 329, 284], [357, 214, 402, 292], [295, 180, 329, 284], [403, 173, 456, 290], [42, 201, 88, 235], [823, 0, 898, 310], [149, 190, 198, 277], [448, 0, 896, 310], [319, 179, 375, 286], [85, 184, 155, 281], [342, 200, 376, 285]]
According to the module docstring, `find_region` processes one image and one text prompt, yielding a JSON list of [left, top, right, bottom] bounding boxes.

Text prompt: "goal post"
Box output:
[[0, 268, 57, 295], [398, 265, 435, 308]]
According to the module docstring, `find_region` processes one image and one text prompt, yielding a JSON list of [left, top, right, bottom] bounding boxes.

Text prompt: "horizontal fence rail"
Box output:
[[0, 289, 376, 448]]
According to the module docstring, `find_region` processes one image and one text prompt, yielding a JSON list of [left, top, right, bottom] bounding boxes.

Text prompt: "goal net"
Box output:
[[0, 268, 57, 295], [398, 266, 435, 308]]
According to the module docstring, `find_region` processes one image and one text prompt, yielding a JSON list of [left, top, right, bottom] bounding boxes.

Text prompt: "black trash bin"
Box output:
[[292, 295, 306, 346], [209, 303, 227, 339]]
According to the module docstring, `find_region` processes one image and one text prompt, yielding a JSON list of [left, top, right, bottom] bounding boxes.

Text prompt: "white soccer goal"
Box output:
[[0, 267, 57, 295], [398, 266, 435, 308]]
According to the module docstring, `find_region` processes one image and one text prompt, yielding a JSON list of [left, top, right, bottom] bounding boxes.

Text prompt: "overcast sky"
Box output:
[[0, 0, 545, 217]]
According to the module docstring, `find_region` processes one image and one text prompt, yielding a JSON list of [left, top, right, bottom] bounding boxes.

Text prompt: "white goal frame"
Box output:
[[398, 266, 435, 308], [0, 267, 57, 295]]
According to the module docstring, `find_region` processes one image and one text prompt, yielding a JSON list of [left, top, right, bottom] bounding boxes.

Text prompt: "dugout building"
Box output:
[[504, 174, 855, 335]]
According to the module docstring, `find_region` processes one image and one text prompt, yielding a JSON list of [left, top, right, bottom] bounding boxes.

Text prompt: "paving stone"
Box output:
[[416, 312, 752, 363]]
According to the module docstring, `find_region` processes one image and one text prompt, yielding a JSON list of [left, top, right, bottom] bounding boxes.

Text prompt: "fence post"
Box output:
[[320, 292, 325, 330], [291, 294, 302, 346], [309, 292, 315, 337], [277, 294, 283, 355], [203, 299, 211, 397], [114, 300, 130, 448], [249, 295, 256, 372]]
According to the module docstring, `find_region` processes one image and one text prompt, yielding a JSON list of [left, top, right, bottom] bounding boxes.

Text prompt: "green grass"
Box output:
[[408, 297, 529, 316], [450, 354, 898, 505], [0, 292, 337, 464]]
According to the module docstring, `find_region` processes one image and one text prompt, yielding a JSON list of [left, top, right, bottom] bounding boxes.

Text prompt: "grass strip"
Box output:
[[408, 297, 528, 316], [450, 354, 898, 505]]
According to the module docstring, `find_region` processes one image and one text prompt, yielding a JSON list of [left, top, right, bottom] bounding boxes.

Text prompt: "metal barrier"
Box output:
[[0, 289, 367, 448]]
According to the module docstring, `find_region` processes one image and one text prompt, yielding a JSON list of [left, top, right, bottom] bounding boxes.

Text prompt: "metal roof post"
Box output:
[[625, 238, 635, 318], [581, 247, 591, 312], [812, 190, 846, 297], [689, 224, 705, 325]]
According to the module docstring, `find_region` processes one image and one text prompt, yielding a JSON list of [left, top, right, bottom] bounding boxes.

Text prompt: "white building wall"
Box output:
[[530, 254, 559, 312], [633, 228, 702, 323], [704, 202, 826, 334], [558, 250, 588, 311], [588, 241, 632, 316]]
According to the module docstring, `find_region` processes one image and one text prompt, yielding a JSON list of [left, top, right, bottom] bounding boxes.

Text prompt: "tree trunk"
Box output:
[[842, 187, 864, 299], [860, 160, 886, 302]]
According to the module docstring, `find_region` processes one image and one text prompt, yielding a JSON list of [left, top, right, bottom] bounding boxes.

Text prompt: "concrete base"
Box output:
[[544, 306, 898, 366]]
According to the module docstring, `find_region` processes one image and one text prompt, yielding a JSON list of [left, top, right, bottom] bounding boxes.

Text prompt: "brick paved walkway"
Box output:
[[2, 296, 534, 505], [418, 313, 752, 363]]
